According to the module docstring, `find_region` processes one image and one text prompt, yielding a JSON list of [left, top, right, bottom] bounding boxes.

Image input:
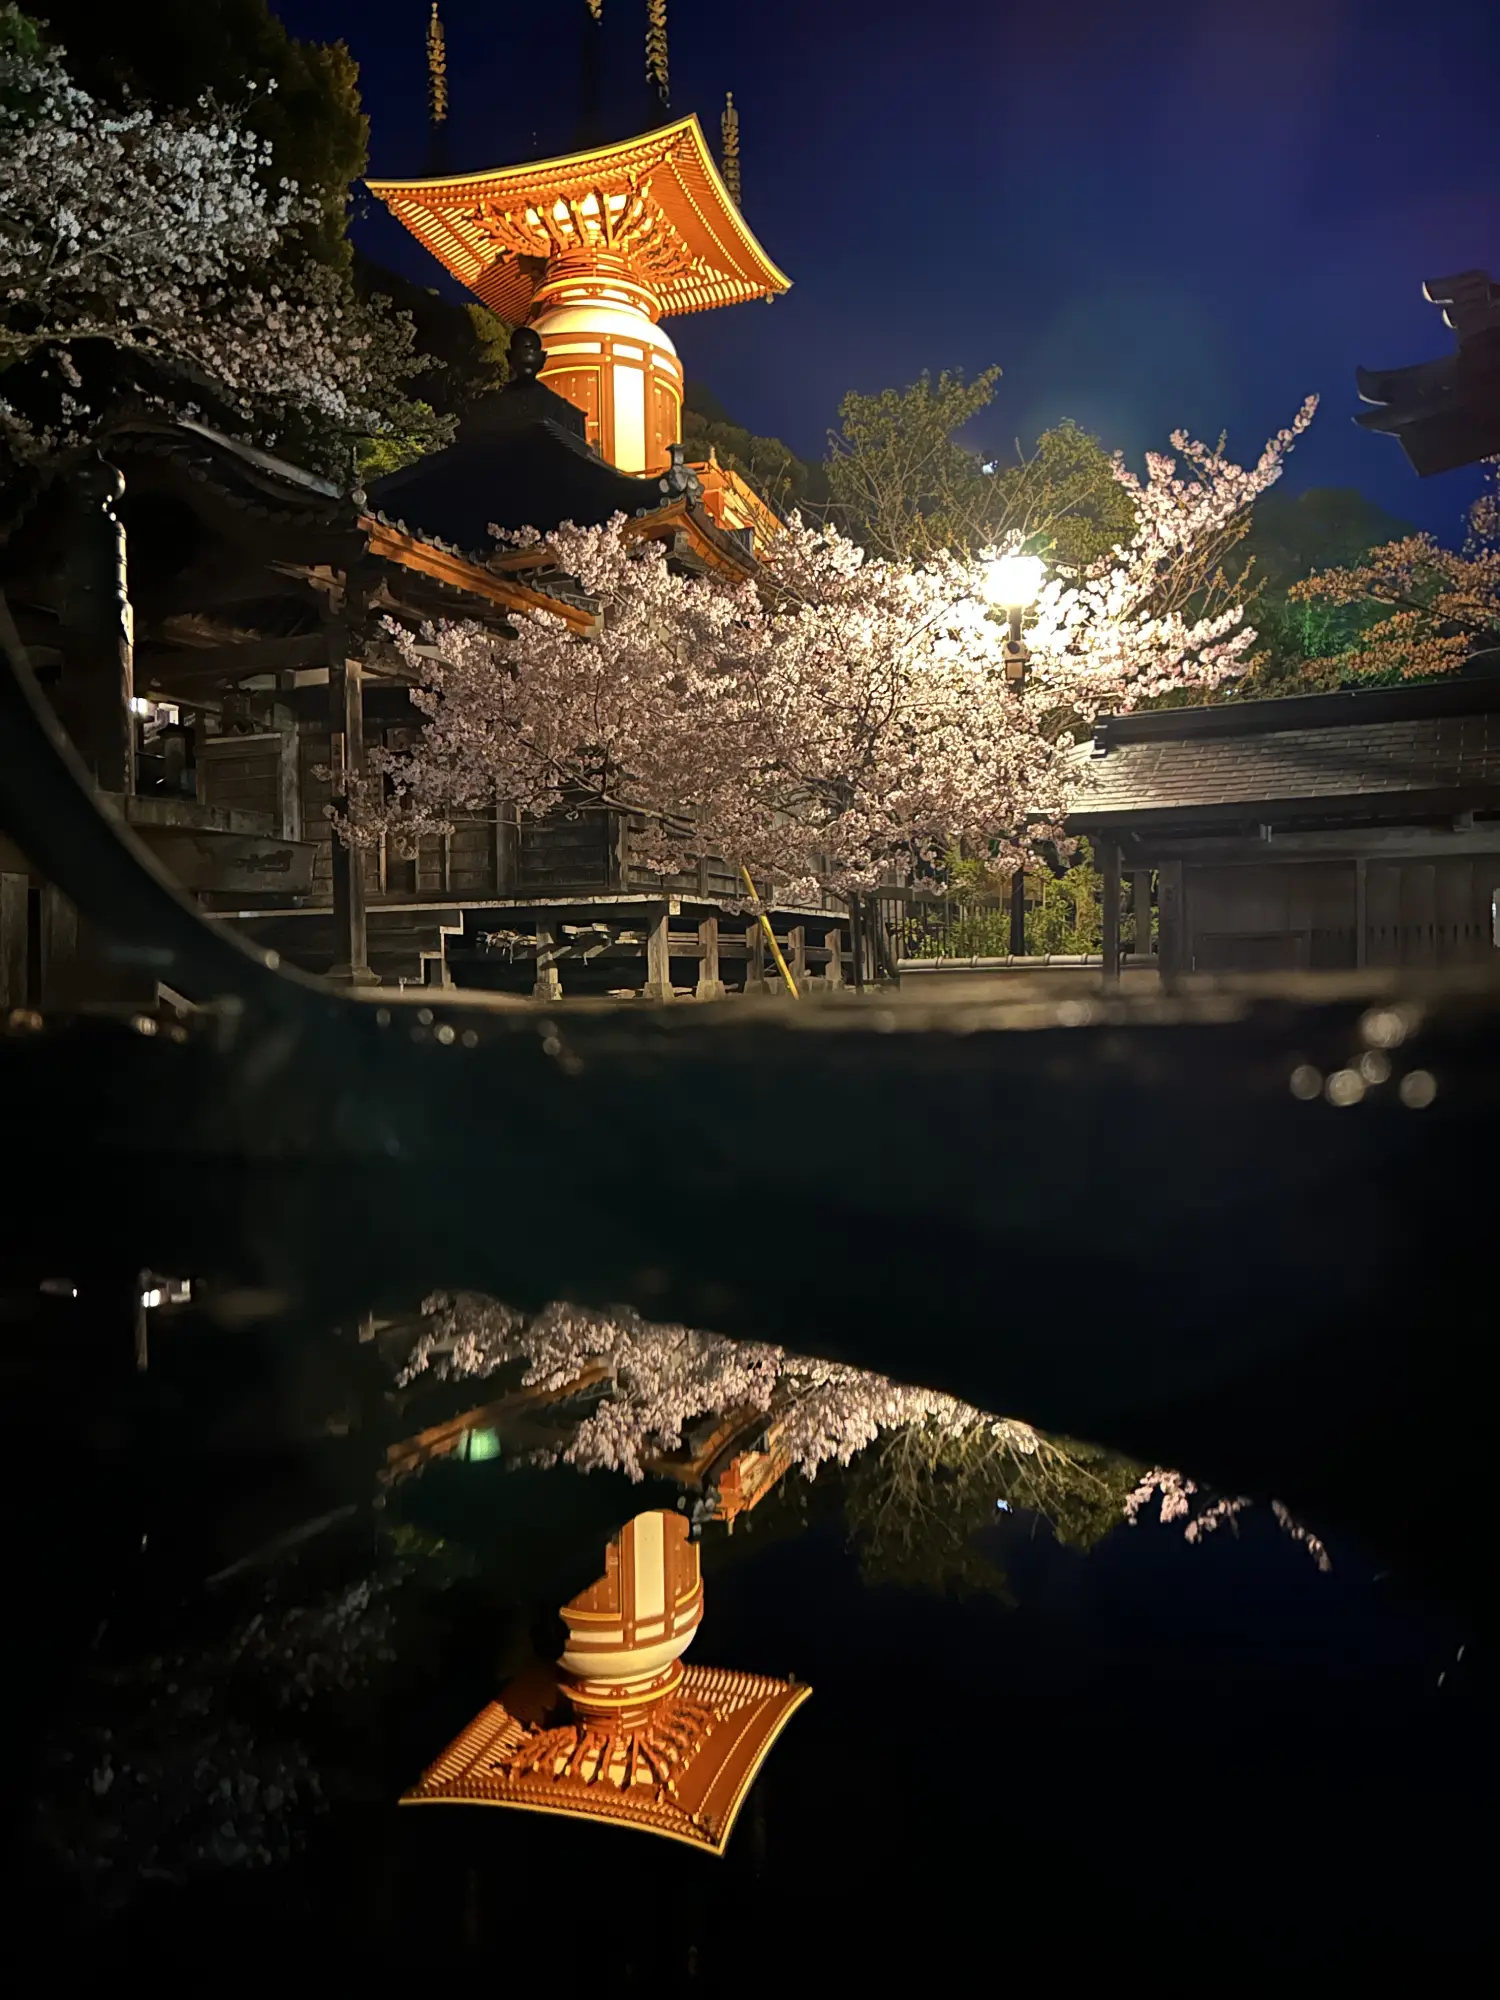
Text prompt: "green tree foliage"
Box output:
[[680, 380, 825, 518], [1230, 486, 1418, 695], [843, 1421, 1144, 1602], [824, 365, 1135, 566], [905, 854, 1104, 958], [351, 255, 512, 478]]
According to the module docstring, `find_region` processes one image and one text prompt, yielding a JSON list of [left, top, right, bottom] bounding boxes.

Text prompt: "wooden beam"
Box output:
[[1121, 825, 1500, 865], [136, 633, 328, 685], [362, 518, 598, 634]]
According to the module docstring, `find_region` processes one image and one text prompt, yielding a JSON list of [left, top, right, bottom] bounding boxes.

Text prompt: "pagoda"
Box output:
[[402, 1508, 809, 1854], [369, 116, 789, 476]]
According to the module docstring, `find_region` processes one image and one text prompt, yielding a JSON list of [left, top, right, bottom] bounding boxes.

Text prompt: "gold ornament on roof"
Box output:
[[721, 91, 741, 209], [646, 0, 670, 106], [426, 4, 448, 126]]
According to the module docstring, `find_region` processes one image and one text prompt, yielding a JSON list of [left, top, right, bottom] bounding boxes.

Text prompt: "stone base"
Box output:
[[694, 979, 727, 1001]]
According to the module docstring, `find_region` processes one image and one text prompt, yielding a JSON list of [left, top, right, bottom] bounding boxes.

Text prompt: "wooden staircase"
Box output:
[[219, 903, 466, 987]]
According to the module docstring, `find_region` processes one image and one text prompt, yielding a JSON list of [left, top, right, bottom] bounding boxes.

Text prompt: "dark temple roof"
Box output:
[[368, 364, 694, 548], [1068, 676, 1500, 832]]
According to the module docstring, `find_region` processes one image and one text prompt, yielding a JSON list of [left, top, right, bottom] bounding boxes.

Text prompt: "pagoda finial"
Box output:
[[721, 91, 741, 208], [426, 4, 448, 126], [646, 0, 669, 108], [585, 0, 603, 19]]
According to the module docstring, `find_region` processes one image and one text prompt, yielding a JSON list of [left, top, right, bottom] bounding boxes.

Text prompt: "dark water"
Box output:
[[3, 1278, 1482, 1976]]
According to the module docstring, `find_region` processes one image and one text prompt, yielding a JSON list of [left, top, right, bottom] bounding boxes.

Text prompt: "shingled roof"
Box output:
[[1068, 675, 1500, 831]]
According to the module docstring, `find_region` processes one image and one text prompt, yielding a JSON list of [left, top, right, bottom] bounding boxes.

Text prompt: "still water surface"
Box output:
[[6, 1279, 1480, 1972]]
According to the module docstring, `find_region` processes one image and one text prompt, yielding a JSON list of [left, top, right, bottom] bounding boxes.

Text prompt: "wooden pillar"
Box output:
[[1098, 839, 1121, 983], [695, 915, 725, 999], [848, 893, 865, 995], [494, 802, 519, 893], [38, 884, 77, 1006], [57, 457, 135, 797], [532, 913, 563, 1001], [1131, 870, 1152, 959], [744, 921, 767, 994], [786, 924, 807, 996], [1354, 858, 1368, 969], [276, 706, 302, 841], [643, 903, 674, 1001], [823, 924, 845, 990], [326, 651, 375, 982], [1, 873, 27, 1010], [1157, 858, 1185, 978], [134, 1278, 149, 1375], [1009, 866, 1026, 955]]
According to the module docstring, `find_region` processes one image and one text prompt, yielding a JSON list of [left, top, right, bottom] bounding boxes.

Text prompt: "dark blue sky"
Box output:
[[275, 0, 1498, 540]]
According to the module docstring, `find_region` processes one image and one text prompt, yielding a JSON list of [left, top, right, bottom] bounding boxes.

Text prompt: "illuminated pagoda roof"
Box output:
[[403, 1665, 810, 1856], [366, 114, 791, 326], [402, 1509, 809, 1855]]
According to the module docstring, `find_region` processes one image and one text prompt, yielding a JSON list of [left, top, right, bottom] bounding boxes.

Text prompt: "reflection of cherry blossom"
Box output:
[[1124, 1468, 1331, 1570], [359, 401, 1315, 896], [401, 1293, 990, 1484]]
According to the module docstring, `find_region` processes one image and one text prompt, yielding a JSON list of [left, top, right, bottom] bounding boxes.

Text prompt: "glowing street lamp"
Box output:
[[982, 551, 1045, 687]]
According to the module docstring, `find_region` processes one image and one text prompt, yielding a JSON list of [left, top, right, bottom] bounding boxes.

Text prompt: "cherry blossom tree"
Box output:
[[0, 7, 435, 470], [1287, 469, 1500, 682], [362, 399, 1316, 896]]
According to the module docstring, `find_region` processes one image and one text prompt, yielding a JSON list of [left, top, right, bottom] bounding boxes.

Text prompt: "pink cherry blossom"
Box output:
[[361, 401, 1315, 894]]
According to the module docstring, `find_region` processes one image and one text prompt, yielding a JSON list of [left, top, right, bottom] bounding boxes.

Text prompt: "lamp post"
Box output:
[[981, 552, 1046, 952]]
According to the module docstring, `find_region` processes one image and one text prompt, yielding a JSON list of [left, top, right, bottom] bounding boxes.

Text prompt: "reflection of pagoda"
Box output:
[[369, 115, 789, 477], [403, 1509, 809, 1854]]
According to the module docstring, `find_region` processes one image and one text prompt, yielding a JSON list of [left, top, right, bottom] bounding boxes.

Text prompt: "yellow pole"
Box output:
[[740, 863, 799, 997]]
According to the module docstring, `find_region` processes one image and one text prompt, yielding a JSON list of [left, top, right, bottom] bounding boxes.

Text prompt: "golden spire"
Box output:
[[646, 0, 669, 107], [426, 3, 448, 126], [721, 91, 741, 208], [585, 0, 603, 19]]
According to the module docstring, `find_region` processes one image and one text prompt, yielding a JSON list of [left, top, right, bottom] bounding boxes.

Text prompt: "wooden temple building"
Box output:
[[402, 1507, 809, 1854], [0, 73, 856, 1008], [1070, 675, 1500, 977]]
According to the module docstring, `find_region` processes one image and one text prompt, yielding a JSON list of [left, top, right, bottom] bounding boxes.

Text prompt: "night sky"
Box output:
[[274, 0, 1498, 539]]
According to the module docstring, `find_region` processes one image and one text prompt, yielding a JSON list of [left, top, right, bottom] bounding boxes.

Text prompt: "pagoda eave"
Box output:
[[367, 113, 791, 328]]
